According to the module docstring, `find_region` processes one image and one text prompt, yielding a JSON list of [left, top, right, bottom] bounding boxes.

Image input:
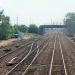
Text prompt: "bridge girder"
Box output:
[[39, 25, 65, 34]]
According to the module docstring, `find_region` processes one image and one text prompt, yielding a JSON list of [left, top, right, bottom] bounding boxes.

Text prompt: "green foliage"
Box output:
[[0, 10, 4, 21], [64, 12, 75, 35], [13, 24, 28, 34], [28, 24, 39, 34], [0, 16, 12, 39], [18, 25, 28, 33], [0, 10, 12, 39], [0, 10, 38, 40], [13, 25, 20, 34]]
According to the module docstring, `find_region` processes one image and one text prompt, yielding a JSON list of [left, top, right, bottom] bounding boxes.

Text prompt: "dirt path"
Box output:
[[0, 39, 17, 47]]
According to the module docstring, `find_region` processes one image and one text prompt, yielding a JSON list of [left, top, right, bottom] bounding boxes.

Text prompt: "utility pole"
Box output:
[[17, 16, 18, 25], [51, 19, 52, 25]]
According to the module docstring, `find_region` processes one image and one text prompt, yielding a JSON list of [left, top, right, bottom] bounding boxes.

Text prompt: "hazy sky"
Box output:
[[0, 0, 75, 26]]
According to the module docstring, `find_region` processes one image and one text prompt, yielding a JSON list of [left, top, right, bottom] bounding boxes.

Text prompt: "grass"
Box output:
[[19, 32, 38, 40]]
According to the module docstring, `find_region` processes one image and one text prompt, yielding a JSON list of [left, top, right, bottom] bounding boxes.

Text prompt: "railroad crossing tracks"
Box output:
[[0, 32, 75, 75]]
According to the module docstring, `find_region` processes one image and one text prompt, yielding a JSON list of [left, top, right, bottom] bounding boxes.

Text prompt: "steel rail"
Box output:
[[49, 34, 57, 75], [22, 34, 55, 75], [22, 42, 48, 75], [5, 37, 49, 75], [58, 34, 68, 75], [0, 41, 33, 59], [5, 42, 37, 75], [0, 37, 42, 60]]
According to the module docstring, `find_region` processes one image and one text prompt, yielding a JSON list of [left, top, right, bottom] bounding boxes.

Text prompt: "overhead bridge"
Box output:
[[39, 25, 65, 34]]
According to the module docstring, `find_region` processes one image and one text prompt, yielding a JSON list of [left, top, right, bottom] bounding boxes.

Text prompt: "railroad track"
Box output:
[[0, 36, 46, 60], [10, 31, 55, 75], [26, 32, 56, 75], [5, 36, 49, 75], [49, 32, 75, 75], [0, 38, 35, 49], [1, 31, 75, 75], [0, 41, 35, 75], [49, 34, 67, 75], [0, 41, 33, 60], [20, 32, 69, 75], [0, 34, 50, 75], [59, 32, 75, 75], [0, 36, 44, 58]]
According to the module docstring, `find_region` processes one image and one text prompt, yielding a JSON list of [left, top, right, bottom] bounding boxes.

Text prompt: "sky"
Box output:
[[0, 0, 75, 26]]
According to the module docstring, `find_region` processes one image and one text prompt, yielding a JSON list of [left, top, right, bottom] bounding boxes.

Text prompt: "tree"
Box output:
[[0, 10, 12, 39], [13, 25, 20, 34], [28, 24, 39, 34], [64, 13, 75, 35], [18, 25, 28, 33], [13, 24, 28, 33], [0, 10, 4, 21]]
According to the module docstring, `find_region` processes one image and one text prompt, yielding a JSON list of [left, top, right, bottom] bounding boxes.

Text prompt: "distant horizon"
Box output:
[[0, 0, 75, 26]]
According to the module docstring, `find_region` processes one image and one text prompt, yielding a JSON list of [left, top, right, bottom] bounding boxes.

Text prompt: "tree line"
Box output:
[[0, 9, 75, 39], [64, 12, 75, 36], [0, 10, 39, 40]]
